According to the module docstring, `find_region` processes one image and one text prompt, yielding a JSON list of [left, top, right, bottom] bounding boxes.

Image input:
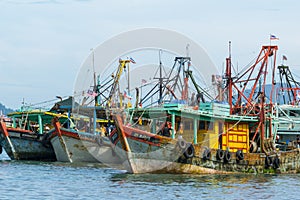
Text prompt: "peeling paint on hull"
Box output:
[[0, 133, 56, 161]]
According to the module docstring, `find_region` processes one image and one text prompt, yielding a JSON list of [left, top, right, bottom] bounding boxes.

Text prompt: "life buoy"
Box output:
[[273, 156, 280, 169], [202, 148, 211, 161], [216, 149, 224, 160], [250, 141, 258, 153], [177, 139, 187, 150], [265, 156, 273, 168], [224, 150, 231, 163], [184, 143, 195, 159], [236, 150, 244, 161]]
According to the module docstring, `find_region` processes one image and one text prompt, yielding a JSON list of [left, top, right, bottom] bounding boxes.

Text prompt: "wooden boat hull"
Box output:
[[0, 128, 56, 161], [50, 134, 98, 163], [111, 115, 300, 174], [49, 124, 121, 165], [118, 148, 300, 174]]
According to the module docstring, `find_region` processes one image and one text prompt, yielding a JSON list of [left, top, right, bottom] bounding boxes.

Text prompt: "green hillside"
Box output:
[[0, 102, 14, 115]]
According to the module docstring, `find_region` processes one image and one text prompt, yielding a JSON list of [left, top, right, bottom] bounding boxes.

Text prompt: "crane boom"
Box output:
[[107, 59, 130, 107]]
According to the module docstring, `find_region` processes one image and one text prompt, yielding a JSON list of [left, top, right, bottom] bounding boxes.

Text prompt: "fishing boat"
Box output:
[[274, 65, 300, 149], [109, 45, 300, 174], [0, 106, 65, 161], [275, 104, 300, 150], [0, 116, 11, 155], [44, 59, 126, 164], [112, 104, 260, 174], [40, 97, 101, 163], [45, 115, 121, 165]]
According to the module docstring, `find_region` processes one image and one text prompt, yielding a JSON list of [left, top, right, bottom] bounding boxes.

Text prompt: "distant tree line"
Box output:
[[0, 103, 14, 115]]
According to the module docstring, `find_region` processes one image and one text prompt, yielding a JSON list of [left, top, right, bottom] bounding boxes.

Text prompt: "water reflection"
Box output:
[[2, 149, 300, 200], [111, 173, 271, 186], [110, 173, 300, 199]]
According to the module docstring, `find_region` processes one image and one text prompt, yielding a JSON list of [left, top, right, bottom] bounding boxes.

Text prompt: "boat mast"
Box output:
[[153, 49, 167, 105], [95, 75, 101, 106], [107, 59, 130, 108], [277, 65, 300, 105], [127, 60, 130, 98], [158, 50, 163, 104], [91, 48, 97, 134], [226, 44, 278, 152], [181, 44, 190, 101], [226, 41, 233, 114], [227, 45, 278, 115]]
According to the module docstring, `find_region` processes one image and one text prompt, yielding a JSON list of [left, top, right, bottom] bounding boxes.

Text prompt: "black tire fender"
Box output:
[[265, 156, 273, 168], [216, 149, 224, 160], [178, 138, 187, 150], [236, 150, 244, 161], [250, 141, 258, 153], [184, 143, 195, 159], [224, 150, 231, 163], [273, 156, 280, 169], [202, 148, 211, 161]]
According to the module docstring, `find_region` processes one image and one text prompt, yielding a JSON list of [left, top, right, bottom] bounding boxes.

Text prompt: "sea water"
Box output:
[[1, 149, 300, 200]]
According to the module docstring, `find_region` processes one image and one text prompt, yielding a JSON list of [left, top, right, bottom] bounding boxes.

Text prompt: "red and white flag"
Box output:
[[270, 34, 279, 40], [141, 79, 147, 85], [123, 91, 132, 100], [87, 89, 97, 97]]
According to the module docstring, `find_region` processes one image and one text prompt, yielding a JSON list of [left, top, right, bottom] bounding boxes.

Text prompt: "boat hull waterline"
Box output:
[[0, 122, 56, 161], [111, 115, 300, 174], [49, 121, 122, 165]]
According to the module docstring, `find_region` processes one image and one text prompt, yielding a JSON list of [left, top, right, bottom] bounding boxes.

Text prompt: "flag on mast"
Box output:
[[87, 89, 97, 97], [283, 55, 287, 60], [141, 79, 147, 85], [130, 57, 136, 64], [123, 91, 132, 100], [270, 34, 279, 40]]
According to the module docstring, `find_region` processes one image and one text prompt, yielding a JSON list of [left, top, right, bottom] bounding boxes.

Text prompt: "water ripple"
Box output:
[[1, 151, 300, 200]]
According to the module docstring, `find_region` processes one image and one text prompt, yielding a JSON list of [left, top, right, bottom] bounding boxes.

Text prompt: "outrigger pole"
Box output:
[[226, 45, 278, 115], [154, 49, 164, 104], [0, 121, 19, 159], [277, 65, 300, 105], [225, 43, 278, 153]]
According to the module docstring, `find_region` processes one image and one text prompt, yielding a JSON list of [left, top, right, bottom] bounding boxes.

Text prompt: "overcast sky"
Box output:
[[1, 0, 299, 109]]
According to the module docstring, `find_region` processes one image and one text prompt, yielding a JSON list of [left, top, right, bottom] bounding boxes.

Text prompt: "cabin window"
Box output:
[[198, 121, 214, 131], [199, 121, 205, 130], [290, 111, 296, 117], [290, 110, 300, 117], [278, 110, 284, 117], [184, 121, 192, 130], [207, 121, 214, 130]]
